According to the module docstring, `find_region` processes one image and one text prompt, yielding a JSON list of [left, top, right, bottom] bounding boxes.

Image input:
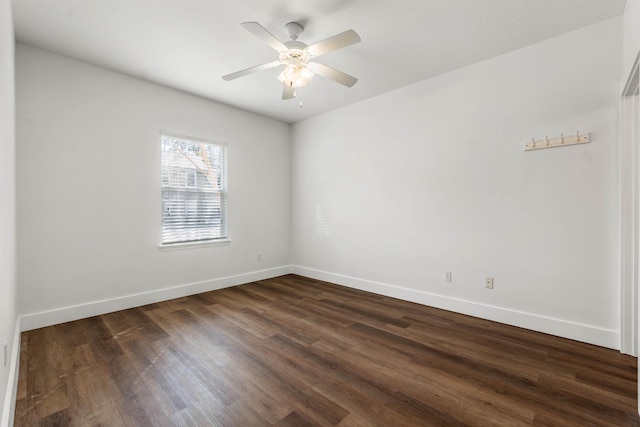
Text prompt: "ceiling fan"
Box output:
[[222, 21, 361, 100]]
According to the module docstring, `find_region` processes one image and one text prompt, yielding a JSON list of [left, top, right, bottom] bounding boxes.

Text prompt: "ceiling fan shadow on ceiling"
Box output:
[[222, 21, 361, 100]]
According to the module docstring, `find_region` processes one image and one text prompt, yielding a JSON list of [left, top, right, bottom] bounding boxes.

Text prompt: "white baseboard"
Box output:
[[292, 265, 620, 350], [17, 263, 622, 348], [1, 318, 20, 427], [20, 266, 292, 332]]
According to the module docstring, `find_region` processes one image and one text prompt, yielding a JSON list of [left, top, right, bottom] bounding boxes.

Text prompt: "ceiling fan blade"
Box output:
[[282, 85, 296, 100], [241, 22, 288, 52], [310, 62, 358, 87], [306, 29, 361, 57], [222, 61, 282, 81]]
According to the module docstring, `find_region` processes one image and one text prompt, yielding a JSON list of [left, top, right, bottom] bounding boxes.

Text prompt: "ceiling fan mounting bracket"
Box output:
[[285, 22, 304, 40]]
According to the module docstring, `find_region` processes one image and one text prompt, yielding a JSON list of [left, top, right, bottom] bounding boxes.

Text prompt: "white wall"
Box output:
[[0, 0, 18, 424], [292, 18, 622, 348], [16, 44, 291, 327]]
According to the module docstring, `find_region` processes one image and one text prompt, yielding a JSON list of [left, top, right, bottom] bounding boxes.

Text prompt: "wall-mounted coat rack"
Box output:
[[524, 131, 589, 151]]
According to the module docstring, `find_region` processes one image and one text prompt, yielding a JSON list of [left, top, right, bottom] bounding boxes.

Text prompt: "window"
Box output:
[[160, 133, 227, 245]]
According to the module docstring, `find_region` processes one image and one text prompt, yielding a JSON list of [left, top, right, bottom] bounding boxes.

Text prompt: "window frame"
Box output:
[[158, 131, 230, 249]]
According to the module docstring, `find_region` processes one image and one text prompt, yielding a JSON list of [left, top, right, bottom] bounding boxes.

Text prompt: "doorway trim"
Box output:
[[620, 50, 639, 357]]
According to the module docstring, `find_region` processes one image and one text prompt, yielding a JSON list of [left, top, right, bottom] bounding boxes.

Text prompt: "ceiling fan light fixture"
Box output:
[[277, 64, 314, 88], [283, 64, 299, 80], [300, 65, 314, 80]]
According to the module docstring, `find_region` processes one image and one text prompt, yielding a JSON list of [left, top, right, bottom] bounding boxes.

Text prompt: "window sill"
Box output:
[[158, 238, 231, 251]]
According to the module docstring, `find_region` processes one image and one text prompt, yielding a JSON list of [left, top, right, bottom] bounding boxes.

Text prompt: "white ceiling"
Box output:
[[13, 0, 626, 124]]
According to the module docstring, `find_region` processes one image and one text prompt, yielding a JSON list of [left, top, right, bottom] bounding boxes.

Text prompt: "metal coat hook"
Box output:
[[524, 131, 590, 151]]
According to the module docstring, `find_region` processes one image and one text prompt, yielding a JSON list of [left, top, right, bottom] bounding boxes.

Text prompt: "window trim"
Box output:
[[158, 130, 229, 249], [158, 238, 231, 251]]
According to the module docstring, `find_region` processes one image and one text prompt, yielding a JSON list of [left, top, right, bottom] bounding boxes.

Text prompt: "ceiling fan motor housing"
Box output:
[[280, 42, 310, 64]]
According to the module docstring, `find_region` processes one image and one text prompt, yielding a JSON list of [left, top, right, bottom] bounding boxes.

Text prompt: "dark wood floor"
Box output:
[[14, 274, 640, 426]]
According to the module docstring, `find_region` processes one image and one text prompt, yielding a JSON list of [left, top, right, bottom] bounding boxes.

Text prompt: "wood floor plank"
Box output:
[[14, 274, 640, 426]]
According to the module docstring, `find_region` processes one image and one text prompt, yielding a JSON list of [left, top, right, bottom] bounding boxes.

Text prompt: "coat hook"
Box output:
[[546, 136, 549, 146], [531, 137, 535, 148], [561, 133, 564, 144], [577, 130, 579, 139]]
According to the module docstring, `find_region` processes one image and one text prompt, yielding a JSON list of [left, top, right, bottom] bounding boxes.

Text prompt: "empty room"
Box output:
[[2, 0, 640, 425]]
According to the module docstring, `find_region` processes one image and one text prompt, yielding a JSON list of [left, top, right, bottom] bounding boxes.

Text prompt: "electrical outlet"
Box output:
[[485, 277, 494, 289], [444, 271, 452, 282]]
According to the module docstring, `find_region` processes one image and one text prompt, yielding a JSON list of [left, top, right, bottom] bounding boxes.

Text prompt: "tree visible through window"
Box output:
[[161, 133, 227, 245]]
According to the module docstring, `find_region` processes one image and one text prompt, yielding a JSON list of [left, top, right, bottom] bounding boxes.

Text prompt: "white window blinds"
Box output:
[[161, 133, 228, 245]]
